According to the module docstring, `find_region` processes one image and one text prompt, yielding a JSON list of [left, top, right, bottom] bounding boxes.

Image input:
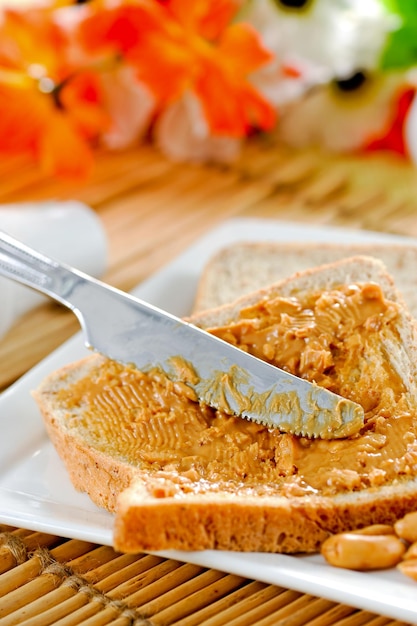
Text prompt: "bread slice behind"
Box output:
[[193, 241, 417, 316]]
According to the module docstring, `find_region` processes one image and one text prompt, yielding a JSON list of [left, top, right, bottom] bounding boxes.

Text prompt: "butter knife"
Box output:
[[0, 231, 364, 438]]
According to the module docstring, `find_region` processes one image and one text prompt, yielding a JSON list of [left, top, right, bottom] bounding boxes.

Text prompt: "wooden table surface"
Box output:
[[1, 138, 417, 625]]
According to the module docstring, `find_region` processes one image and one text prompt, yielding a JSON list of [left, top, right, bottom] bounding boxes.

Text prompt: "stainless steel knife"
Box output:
[[0, 231, 364, 438]]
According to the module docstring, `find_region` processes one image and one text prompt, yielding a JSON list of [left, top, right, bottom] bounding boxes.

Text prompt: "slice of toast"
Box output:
[[193, 241, 417, 316], [33, 256, 417, 554]]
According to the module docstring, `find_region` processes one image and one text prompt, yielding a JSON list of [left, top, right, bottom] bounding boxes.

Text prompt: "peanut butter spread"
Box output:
[[57, 282, 417, 498]]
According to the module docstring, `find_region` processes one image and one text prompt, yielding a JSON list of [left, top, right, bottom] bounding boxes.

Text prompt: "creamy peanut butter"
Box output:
[[57, 282, 417, 498]]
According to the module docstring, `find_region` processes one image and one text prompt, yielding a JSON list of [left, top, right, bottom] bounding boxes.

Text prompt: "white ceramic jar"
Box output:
[[0, 200, 107, 338]]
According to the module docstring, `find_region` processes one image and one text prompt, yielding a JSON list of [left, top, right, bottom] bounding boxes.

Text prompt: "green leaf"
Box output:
[[379, 0, 417, 70]]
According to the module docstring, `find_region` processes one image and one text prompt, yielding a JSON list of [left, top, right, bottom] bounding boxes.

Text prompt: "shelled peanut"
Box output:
[[321, 512, 417, 580]]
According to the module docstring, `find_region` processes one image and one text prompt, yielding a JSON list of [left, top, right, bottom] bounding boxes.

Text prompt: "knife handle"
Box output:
[[0, 230, 84, 308], [0, 230, 145, 354]]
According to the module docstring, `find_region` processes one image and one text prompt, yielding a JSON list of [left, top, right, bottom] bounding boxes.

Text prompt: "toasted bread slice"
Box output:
[[33, 256, 417, 554], [193, 241, 417, 315]]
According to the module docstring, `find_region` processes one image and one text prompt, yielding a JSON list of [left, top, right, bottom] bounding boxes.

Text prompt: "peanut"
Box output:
[[351, 524, 394, 536], [403, 541, 417, 560], [394, 511, 417, 543], [321, 532, 406, 571], [398, 558, 417, 582]]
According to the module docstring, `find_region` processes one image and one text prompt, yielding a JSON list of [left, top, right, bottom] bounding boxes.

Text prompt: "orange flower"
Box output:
[[140, 0, 276, 136], [76, 1, 160, 57], [0, 1, 277, 176], [79, 0, 276, 137], [0, 9, 108, 178]]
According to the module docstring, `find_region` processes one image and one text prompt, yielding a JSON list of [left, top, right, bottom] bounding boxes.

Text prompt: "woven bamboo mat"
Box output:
[[0, 524, 410, 626]]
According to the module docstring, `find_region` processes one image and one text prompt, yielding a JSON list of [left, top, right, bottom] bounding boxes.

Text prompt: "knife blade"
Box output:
[[0, 231, 364, 438]]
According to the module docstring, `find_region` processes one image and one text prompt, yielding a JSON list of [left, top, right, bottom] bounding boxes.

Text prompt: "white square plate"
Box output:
[[2, 217, 417, 623]]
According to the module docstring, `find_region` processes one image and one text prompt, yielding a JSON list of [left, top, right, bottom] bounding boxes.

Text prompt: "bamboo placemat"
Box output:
[[1, 138, 417, 625], [0, 524, 410, 626]]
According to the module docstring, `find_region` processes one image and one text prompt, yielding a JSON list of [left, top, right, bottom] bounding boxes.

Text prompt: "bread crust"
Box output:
[[33, 356, 136, 513], [114, 480, 417, 553], [33, 256, 417, 554]]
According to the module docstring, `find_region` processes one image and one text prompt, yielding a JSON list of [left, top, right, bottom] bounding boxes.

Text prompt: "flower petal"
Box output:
[[366, 87, 415, 156], [77, 2, 159, 55], [59, 70, 109, 138], [155, 94, 241, 163], [0, 84, 46, 153], [195, 60, 276, 136], [166, 0, 239, 41], [39, 112, 94, 178], [100, 66, 155, 149], [219, 23, 273, 74]]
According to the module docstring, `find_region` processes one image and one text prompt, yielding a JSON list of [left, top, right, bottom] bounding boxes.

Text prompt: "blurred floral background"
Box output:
[[0, 0, 416, 178]]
